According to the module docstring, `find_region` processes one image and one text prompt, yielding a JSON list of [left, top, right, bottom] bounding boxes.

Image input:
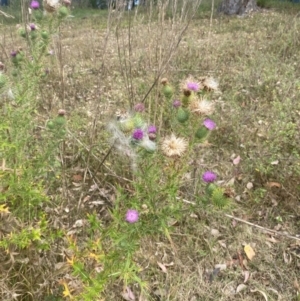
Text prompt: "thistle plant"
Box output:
[[0, 2, 71, 299], [88, 74, 232, 299], [202, 171, 230, 208]]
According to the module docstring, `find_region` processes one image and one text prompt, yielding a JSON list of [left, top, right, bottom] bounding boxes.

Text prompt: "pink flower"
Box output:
[[30, 0, 40, 9], [187, 82, 200, 92], [202, 171, 217, 183], [203, 118, 216, 130], [132, 128, 144, 140], [148, 125, 156, 134], [126, 209, 139, 223], [173, 100, 181, 108], [134, 103, 145, 112]]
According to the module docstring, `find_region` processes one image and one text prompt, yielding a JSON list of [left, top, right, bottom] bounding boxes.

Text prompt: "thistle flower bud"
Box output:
[[183, 88, 192, 97], [133, 114, 144, 128], [206, 183, 218, 196], [134, 103, 145, 113], [47, 120, 55, 130], [18, 28, 27, 38], [195, 126, 208, 140], [33, 10, 43, 20], [163, 85, 173, 100], [161, 78, 168, 85], [30, 31, 38, 40], [177, 107, 189, 123], [58, 6, 69, 18], [58, 109, 66, 116], [148, 133, 156, 141], [119, 119, 134, 133], [30, 23, 36, 31], [173, 99, 181, 108], [211, 188, 228, 208], [182, 90, 192, 107], [55, 116, 66, 126], [11, 51, 22, 66], [41, 30, 49, 40], [62, 0, 71, 6]]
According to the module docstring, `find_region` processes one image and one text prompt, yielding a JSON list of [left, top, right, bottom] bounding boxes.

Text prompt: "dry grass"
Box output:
[[1, 2, 300, 300]]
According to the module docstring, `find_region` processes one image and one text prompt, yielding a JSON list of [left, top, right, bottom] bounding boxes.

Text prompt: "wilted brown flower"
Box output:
[[189, 98, 215, 116], [62, 0, 71, 6], [160, 78, 168, 85], [203, 77, 219, 91], [43, 0, 59, 12]]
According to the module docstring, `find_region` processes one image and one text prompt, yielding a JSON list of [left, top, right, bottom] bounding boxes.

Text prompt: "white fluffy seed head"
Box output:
[[161, 134, 188, 157]]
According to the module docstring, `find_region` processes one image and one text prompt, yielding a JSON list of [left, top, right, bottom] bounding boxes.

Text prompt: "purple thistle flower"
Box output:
[[148, 125, 156, 134], [134, 103, 145, 113], [203, 118, 216, 130], [132, 128, 144, 140], [30, 0, 40, 9], [30, 23, 36, 31], [173, 99, 181, 108], [126, 209, 139, 223], [187, 82, 200, 92], [10, 51, 17, 57], [202, 171, 217, 183]]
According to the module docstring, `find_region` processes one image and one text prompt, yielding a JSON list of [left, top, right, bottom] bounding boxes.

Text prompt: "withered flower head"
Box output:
[[160, 78, 168, 85], [161, 134, 187, 157]]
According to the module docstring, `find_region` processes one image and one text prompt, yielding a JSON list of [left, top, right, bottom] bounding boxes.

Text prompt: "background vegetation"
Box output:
[[1, 0, 300, 300]]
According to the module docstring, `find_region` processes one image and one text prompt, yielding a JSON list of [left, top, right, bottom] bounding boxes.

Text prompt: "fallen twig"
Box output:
[[0, 9, 14, 18], [225, 214, 300, 241]]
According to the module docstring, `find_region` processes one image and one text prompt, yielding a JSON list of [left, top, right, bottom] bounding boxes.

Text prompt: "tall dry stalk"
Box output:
[[111, 0, 202, 125]]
